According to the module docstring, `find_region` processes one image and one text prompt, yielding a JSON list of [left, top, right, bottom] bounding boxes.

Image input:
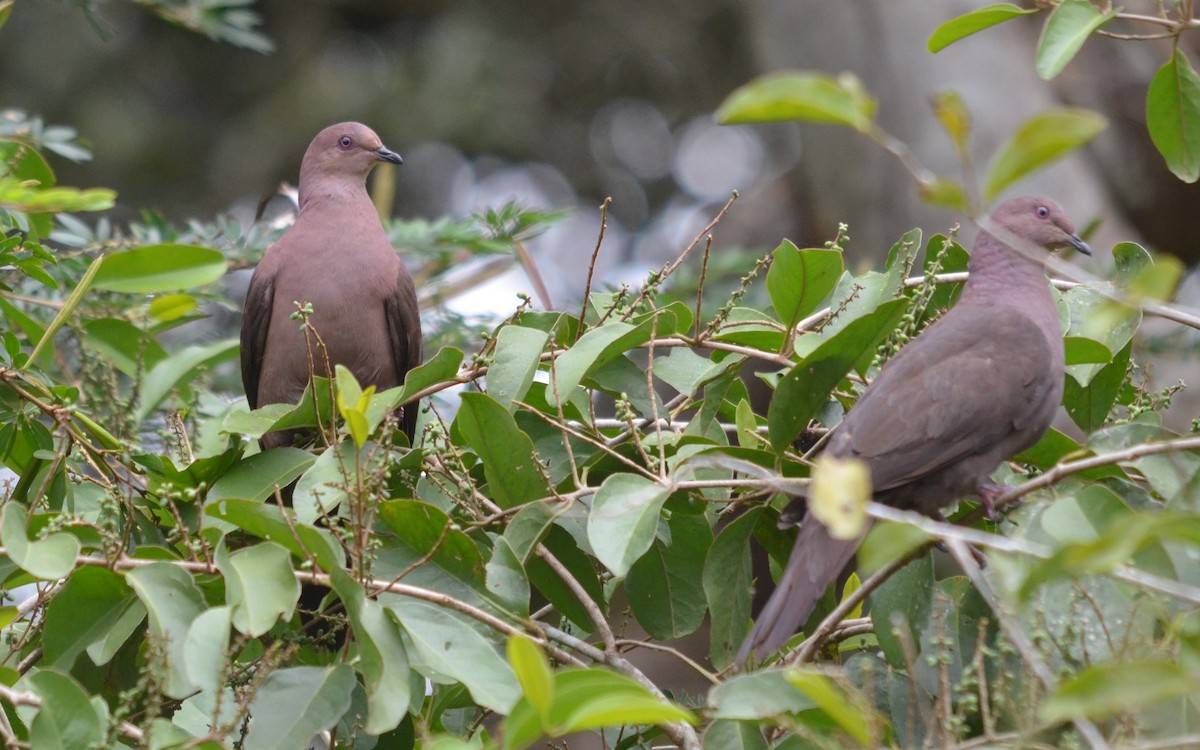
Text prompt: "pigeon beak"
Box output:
[[1067, 233, 1091, 256], [374, 146, 403, 166]]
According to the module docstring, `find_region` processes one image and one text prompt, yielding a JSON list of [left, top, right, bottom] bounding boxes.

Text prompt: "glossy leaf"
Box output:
[[1, 503, 80, 580], [707, 669, 816, 719], [92, 244, 226, 293], [330, 571, 411, 734], [205, 447, 316, 504], [136, 338, 240, 421], [42, 566, 139, 669], [1042, 660, 1199, 722], [547, 319, 653, 407], [203, 499, 344, 571], [983, 108, 1106, 200], [626, 512, 711, 639], [243, 665, 356, 750], [508, 634, 554, 724], [716, 71, 876, 132], [766, 241, 842, 335], [927, 3, 1038, 53], [768, 298, 907, 450], [386, 597, 519, 713], [1148, 49, 1200, 182], [455, 392, 548, 508], [216, 541, 300, 637], [488, 324, 549, 410], [25, 669, 105, 750], [125, 562, 207, 698], [786, 668, 879, 746], [1035, 0, 1119, 80], [587, 473, 671, 577], [703, 507, 761, 668]]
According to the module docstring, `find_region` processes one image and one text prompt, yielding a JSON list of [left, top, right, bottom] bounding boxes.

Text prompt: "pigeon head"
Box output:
[[990, 196, 1091, 256], [299, 122, 402, 189]]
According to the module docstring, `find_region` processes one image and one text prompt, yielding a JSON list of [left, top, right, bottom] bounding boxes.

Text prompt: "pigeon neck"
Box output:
[[297, 170, 372, 212], [961, 232, 1060, 343]]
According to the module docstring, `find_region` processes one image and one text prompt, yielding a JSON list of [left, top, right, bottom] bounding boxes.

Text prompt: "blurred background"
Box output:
[[6, 1, 1200, 261], [1, 0, 1196, 388]]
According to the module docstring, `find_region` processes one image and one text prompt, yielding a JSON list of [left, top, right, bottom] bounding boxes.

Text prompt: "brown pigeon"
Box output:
[[241, 122, 421, 449], [738, 196, 1091, 661]]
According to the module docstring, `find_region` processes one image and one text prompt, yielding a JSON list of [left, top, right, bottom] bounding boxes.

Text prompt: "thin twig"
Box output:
[[576, 197, 612, 339]]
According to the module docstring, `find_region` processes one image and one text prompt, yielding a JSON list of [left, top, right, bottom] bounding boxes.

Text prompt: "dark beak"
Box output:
[[1067, 233, 1091, 256], [374, 146, 403, 166]]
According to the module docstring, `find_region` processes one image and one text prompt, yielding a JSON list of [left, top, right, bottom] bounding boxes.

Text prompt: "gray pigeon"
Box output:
[[241, 122, 421, 449], [739, 196, 1091, 661]]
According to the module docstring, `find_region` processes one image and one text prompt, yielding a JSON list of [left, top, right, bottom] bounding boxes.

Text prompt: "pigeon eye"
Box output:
[[337, 135, 354, 150], [1036, 206, 1050, 218]]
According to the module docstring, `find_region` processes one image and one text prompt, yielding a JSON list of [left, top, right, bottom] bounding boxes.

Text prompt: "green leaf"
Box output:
[[768, 298, 907, 451], [203, 499, 344, 571], [1111, 241, 1153, 285], [42, 566, 139, 669], [931, 91, 972, 156], [335, 365, 371, 447], [92, 244, 227, 293], [1035, 0, 1119, 80], [0, 177, 114, 213], [858, 520, 933, 576], [786, 669, 879, 745], [81, 318, 168, 376], [508, 635, 554, 725], [1148, 49, 1200, 182], [1042, 660, 1199, 723], [766, 242, 842, 336], [376, 500, 488, 600], [504, 667, 694, 750], [982, 108, 1107, 201], [548, 319, 653, 407], [1063, 341, 1130, 433], [1, 503, 80, 580], [702, 720, 769, 750], [0, 0, 14, 30], [206, 447, 316, 503], [148, 292, 198, 322], [703, 507, 761, 669], [1063, 336, 1113, 366], [1063, 286, 1140, 386], [136, 338, 240, 421], [868, 553, 934, 669], [586, 473, 671, 577], [292, 442, 357, 524], [707, 669, 816, 719], [216, 541, 300, 637], [488, 325, 549, 410], [527, 525, 605, 634], [183, 606, 232, 697], [1127, 252, 1185, 301], [455, 392, 548, 508], [24, 255, 102, 370], [385, 597, 519, 713], [918, 177, 970, 211], [125, 562, 207, 699], [715, 71, 876, 132], [25, 669, 105, 750], [626, 512, 711, 639], [243, 665, 356, 750], [330, 570, 411, 735], [927, 3, 1039, 53]]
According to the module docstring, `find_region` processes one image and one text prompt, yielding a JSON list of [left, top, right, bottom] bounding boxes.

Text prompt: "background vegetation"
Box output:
[[0, 1, 1198, 748]]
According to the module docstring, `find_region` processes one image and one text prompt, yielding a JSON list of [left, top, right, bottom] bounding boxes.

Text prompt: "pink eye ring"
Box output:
[[338, 135, 353, 149]]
